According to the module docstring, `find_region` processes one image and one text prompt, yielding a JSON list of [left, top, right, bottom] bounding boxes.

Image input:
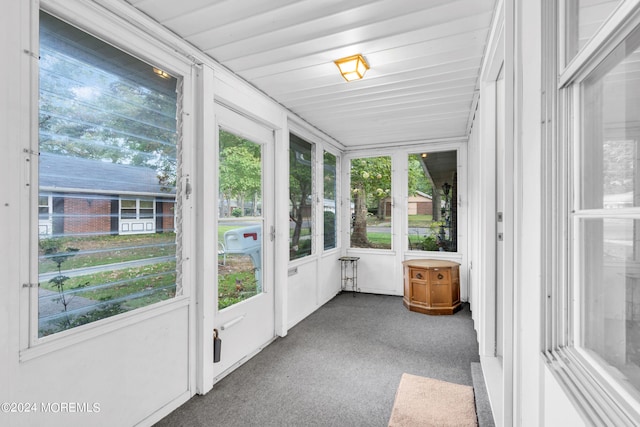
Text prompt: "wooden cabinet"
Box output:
[[402, 259, 461, 315]]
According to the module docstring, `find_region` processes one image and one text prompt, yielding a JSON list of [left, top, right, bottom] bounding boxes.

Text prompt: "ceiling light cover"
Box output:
[[153, 67, 171, 79], [334, 54, 369, 82]]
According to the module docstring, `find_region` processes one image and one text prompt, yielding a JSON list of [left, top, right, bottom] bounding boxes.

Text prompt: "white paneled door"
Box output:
[[213, 105, 275, 380]]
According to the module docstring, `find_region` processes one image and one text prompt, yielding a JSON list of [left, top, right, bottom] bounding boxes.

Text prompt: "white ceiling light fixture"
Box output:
[[334, 54, 369, 82], [153, 67, 171, 79]]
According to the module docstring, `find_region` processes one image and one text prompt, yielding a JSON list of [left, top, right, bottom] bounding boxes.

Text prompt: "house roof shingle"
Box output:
[[39, 152, 175, 196]]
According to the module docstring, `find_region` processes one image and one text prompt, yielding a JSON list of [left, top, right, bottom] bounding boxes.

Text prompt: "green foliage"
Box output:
[[350, 156, 392, 248], [420, 235, 440, 251], [324, 211, 336, 249], [40, 303, 127, 337], [38, 22, 178, 188], [39, 237, 63, 254], [323, 151, 337, 200], [219, 131, 262, 218], [350, 156, 392, 203], [39, 238, 81, 328], [289, 135, 313, 256], [408, 154, 433, 196], [290, 238, 312, 260]]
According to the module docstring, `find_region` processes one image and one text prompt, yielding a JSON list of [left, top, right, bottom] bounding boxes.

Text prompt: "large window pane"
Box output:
[[407, 152, 457, 252], [218, 130, 263, 310], [581, 27, 640, 210], [289, 134, 314, 260], [350, 156, 392, 249], [566, 0, 621, 64], [576, 22, 640, 400], [38, 12, 178, 337], [580, 218, 640, 394], [323, 151, 337, 250]]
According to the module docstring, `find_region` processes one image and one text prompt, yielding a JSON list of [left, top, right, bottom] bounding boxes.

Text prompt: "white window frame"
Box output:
[[405, 148, 461, 255], [24, 0, 195, 356], [321, 148, 340, 253], [288, 132, 316, 261], [545, 1, 640, 424], [119, 197, 157, 234], [346, 152, 396, 253], [38, 194, 53, 236], [287, 119, 342, 264]]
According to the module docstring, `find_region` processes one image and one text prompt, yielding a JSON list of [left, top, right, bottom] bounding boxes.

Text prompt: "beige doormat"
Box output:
[[388, 373, 478, 427]]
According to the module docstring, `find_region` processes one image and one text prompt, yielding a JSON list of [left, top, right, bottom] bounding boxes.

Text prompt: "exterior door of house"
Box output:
[[213, 105, 275, 381]]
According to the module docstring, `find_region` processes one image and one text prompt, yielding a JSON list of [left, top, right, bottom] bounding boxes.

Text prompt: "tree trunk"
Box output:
[[291, 202, 303, 249], [225, 195, 232, 217], [351, 186, 370, 247], [377, 198, 386, 220], [253, 193, 258, 216]]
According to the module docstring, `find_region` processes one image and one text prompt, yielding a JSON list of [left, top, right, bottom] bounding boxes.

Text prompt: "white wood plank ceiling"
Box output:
[[127, 0, 498, 148]]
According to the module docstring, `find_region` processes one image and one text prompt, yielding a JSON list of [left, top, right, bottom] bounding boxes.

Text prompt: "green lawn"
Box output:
[[218, 263, 258, 310], [39, 233, 176, 273], [39, 258, 177, 337], [365, 232, 392, 248], [40, 260, 177, 307], [218, 224, 239, 242], [407, 214, 434, 228]]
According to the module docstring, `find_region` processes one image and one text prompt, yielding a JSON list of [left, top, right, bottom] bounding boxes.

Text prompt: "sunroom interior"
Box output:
[[3, 0, 640, 426]]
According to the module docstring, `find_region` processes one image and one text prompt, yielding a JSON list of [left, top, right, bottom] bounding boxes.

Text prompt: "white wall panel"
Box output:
[[9, 307, 189, 427], [1, 0, 33, 418], [287, 261, 319, 329], [287, 253, 342, 330], [346, 252, 401, 295], [318, 254, 342, 304]]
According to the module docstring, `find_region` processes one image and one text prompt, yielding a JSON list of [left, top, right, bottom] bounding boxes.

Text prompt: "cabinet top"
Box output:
[[402, 259, 460, 268]]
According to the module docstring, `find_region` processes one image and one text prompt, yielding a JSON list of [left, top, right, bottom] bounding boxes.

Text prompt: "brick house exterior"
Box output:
[[39, 152, 176, 236]]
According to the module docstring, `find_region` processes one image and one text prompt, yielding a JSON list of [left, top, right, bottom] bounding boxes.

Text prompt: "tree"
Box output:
[[323, 151, 337, 249], [218, 131, 261, 218], [350, 156, 392, 248], [39, 36, 179, 190], [408, 154, 433, 196], [289, 138, 313, 257]]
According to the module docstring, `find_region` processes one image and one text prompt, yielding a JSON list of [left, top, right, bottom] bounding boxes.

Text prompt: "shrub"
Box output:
[[420, 235, 440, 251]]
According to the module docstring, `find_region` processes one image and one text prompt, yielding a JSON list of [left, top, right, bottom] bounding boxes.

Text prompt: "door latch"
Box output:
[[213, 328, 221, 363]]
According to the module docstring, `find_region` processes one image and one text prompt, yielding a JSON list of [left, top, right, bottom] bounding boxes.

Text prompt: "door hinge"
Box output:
[[270, 225, 276, 242], [22, 282, 38, 288]]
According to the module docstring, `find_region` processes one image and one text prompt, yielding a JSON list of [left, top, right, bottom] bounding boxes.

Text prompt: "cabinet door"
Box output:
[[430, 268, 451, 306], [410, 268, 428, 304], [411, 281, 428, 305]]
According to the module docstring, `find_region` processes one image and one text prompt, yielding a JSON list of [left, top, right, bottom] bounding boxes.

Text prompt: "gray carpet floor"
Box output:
[[156, 292, 483, 427]]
